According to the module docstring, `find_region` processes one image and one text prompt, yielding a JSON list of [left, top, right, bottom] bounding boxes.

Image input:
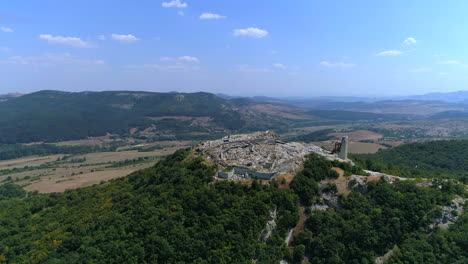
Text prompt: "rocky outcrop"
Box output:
[[430, 195, 465, 230], [260, 208, 278, 241], [198, 131, 348, 180], [321, 192, 341, 209], [375, 245, 398, 264]]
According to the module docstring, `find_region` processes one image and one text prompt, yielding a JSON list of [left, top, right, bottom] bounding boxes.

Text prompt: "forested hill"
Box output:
[[353, 139, 468, 181], [0, 90, 428, 144], [0, 149, 299, 263], [0, 148, 465, 263], [0, 90, 251, 143]]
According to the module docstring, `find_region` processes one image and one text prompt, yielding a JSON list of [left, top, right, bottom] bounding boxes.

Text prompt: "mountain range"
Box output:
[[0, 90, 467, 144]]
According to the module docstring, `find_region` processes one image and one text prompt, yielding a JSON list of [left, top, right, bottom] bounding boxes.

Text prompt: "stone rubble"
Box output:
[[197, 131, 345, 180]]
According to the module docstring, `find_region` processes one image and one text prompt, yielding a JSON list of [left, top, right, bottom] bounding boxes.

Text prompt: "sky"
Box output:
[[1, 0, 468, 97]]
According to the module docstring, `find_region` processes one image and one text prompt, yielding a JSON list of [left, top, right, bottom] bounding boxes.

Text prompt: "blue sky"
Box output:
[[1, 0, 467, 97]]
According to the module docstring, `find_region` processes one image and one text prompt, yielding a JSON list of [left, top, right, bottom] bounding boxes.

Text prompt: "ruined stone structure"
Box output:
[[331, 136, 349, 160], [197, 131, 345, 180], [338, 136, 348, 160]]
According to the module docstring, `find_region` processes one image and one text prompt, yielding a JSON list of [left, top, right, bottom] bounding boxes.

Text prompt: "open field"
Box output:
[[23, 163, 154, 193], [0, 155, 64, 170], [330, 130, 383, 141], [0, 143, 191, 193], [348, 142, 387, 153], [314, 140, 387, 154]]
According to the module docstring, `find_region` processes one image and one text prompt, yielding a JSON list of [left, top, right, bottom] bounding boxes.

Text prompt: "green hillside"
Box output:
[[0, 149, 465, 263], [353, 140, 468, 181], [0, 91, 428, 145], [0, 91, 247, 143], [0, 149, 299, 263]]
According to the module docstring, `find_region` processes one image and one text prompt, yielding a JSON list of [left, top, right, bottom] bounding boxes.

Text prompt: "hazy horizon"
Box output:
[[2, 1, 468, 97]]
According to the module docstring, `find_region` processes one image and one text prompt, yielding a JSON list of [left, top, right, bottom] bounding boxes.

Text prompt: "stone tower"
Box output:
[[338, 136, 348, 160]]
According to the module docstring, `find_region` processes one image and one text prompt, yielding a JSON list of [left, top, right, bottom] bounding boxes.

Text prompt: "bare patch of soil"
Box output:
[[277, 173, 295, 188], [348, 142, 387, 154], [330, 167, 351, 196]]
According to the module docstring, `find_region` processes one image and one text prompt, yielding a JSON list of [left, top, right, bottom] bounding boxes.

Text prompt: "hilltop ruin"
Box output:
[[197, 131, 349, 180]]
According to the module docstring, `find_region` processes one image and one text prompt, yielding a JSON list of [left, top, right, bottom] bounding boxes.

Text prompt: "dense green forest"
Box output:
[[0, 148, 465, 263], [386, 213, 468, 263], [0, 143, 124, 161], [0, 91, 247, 144], [0, 149, 299, 263], [288, 155, 465, 264], [352, 140, 468, 182], [292, 179, 465, 263]]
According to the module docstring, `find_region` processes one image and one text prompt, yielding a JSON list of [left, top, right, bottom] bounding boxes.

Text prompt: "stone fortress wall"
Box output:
[[197, 130, 350, 181], [217, 167, 277, 180]]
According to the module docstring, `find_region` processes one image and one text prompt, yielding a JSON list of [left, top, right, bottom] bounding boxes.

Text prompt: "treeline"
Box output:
[[352, 139, 468, 182], [0, 143, 120, 161], [0, 149, 299, 263]]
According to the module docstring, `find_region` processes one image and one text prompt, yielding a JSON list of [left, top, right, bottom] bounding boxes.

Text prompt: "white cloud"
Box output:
[[111, 34, 139, 43], [162, 0, 187, 8], [437, 60, 468, 68], [160, 56, 199, 63], [403, 37, 417, 45], [376, 50, 404, 56], [39, 34, 92, 48], [233, 65, 270, 72], [411, 67, 431, 73], [1, 26, 13, 33], [1, 53, 105, 67], [200, 13, 226, 20], [160, 57, 173, 61], [272, 63, 286, 69], [438, 60, 461, 65], [129, 55, 200, 71], [178, 56, 199, 63], [233, 28, 268, 38], [320, 61, 356, 68]]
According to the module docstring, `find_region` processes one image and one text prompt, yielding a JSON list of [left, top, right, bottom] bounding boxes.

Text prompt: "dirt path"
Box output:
[[330, 167, 351, 196], [288, 204, 307, 246]]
